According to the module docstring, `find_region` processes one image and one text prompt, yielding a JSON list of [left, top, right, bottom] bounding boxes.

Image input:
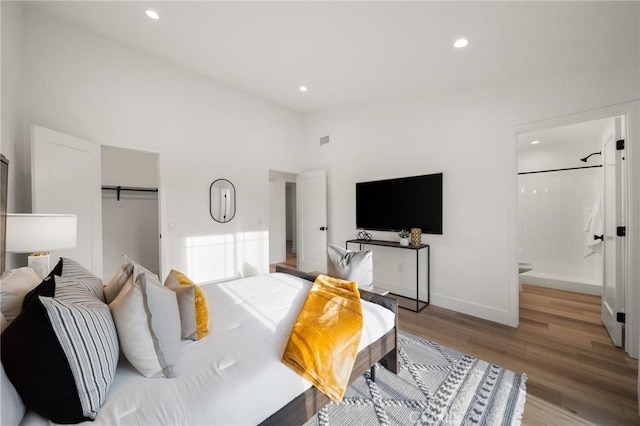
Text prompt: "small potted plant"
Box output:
[[398, 229, 410, 246]]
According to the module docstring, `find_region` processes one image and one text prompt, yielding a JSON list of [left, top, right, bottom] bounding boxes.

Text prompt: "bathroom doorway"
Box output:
[[516, 113, 629, 351]]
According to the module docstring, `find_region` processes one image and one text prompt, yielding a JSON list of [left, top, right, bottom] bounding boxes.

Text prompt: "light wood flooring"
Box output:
[[268, 254, 639, 424], [270, 240, 297, 273], [400, 285, 638, 425]]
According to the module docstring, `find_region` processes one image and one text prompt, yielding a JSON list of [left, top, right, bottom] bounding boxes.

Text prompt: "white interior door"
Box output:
[[601, 117, 625, 347], [297, 169, 327, 272], [32, 125, 103, 278]]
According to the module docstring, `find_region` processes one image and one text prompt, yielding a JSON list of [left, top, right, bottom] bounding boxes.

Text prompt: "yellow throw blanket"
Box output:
[[282, 274, 363, 403]]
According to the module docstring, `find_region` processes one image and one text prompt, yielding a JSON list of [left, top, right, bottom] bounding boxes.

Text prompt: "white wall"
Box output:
[[517, 125, 606, 294], [1, 2, 26, 214], [101, 145, 159, 188], [301, 64, 639, 326], [18, 9, 303, 282], [1, 2, 28, 270], [101, 146, 159, 280], [518, 138, 603, 173]]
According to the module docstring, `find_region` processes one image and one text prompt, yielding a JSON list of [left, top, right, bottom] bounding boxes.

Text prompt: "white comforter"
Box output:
[[21, 273, 395, 426]]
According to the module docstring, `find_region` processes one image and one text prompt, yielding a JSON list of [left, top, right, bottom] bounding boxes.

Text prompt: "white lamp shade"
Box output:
[[6, 214, 77, 253]]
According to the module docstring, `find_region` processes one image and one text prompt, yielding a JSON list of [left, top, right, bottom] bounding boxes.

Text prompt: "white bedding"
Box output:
[[20, 272, 395, 426]]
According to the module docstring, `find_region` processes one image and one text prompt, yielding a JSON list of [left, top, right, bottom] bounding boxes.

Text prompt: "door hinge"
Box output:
[[616, 139, 625, 150], [617, 312, 626, 324], [617, 226, 626, 237]]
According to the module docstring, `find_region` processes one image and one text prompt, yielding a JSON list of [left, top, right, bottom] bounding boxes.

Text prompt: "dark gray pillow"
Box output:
[[327, 244, 373, 291]]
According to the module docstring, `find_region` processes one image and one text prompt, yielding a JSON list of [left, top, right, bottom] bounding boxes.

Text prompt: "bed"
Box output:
[[8, 265, 397, 426]]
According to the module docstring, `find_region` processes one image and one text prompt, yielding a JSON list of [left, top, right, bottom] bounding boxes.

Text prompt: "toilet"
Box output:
[[518, 261, 533, 274], [518, 261, 533, 291]]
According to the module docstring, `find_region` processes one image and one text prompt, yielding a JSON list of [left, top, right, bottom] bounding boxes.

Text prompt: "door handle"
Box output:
[[319, 226, 327, 231], [594, 234, 604, 241]]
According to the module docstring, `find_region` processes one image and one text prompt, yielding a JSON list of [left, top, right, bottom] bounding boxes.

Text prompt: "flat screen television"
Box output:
[[356, 173, 443, 234]]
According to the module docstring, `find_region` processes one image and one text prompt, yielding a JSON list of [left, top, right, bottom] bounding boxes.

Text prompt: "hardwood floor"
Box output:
[[400, 284, 639, 425], [266, 262, 638, 424], [269, 240, 297, 273]]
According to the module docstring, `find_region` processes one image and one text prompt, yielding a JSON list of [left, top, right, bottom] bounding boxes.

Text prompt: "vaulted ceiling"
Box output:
[[28, 1, 640, 112]]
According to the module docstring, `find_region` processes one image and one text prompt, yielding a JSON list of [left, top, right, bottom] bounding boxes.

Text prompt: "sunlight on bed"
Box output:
[[185, 231, 269, 283], [216, 275, 307, 333]]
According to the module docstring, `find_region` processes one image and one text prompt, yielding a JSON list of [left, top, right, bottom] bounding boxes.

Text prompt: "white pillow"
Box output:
[[1, 363, 24, 426], [1, 312, 25, 426], [122, 254, 159, 282], [327, 244, 374, 291], [109, 273, 181, 378], [103, 263, 134, 304], [0, 267, 42, 323]]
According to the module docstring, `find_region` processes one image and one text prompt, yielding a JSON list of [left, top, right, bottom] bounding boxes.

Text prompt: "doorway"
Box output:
[[516, 112, 631, 354], [268, 168, 329, 273], [268, 170, 298, 271], [285, 181, 297, 267], [101, 146, 161, 279], [517, 118, 610, 296]]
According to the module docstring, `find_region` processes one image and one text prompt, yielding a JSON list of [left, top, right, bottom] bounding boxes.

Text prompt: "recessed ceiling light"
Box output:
[[531, 140, 540, 145], [454, 38, 469, 48], [299, 86, 308, 92], [145, 10, 160, 20]]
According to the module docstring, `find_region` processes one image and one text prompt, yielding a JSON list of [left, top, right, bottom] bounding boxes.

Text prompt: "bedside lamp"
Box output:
[[6, 214, 77, 278]]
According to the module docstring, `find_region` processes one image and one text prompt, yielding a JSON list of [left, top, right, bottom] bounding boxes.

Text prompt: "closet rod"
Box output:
[[518, 165, 602, 176], [101, 185, 158, 201]]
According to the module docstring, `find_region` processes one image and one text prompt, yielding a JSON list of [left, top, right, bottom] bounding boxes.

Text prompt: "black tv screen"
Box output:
[[356, 173, 443, 234]]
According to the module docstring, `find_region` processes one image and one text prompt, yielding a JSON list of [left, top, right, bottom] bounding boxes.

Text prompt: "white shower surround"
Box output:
[[518, 141, 604, 294]]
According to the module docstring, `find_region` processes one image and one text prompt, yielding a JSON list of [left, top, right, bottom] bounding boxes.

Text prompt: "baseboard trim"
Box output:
[[372, 280, 514, 326], [430, 293, 514, 327], [519, 274, 601, 296]]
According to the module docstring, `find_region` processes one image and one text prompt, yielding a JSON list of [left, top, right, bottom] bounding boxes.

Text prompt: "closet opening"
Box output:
[[101, 146, 161, 279]]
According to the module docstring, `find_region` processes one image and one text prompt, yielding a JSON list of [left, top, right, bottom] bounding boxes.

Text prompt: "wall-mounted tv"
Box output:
[[356, 173, 443, 234]]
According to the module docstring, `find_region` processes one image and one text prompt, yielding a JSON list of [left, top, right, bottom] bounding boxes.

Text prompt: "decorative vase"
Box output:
[[410, 228, 422, 246], [400, 238, 409, 247]]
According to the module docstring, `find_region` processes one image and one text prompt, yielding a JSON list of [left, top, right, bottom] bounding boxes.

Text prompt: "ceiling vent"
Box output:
[[320, 135, 330, 145]]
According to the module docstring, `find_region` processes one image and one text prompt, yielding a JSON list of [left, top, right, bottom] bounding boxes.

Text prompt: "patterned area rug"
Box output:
[[304, 331, 527, 426]]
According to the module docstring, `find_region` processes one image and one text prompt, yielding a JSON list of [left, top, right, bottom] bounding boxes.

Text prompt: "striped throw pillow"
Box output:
[[0, 275, 118, 423]]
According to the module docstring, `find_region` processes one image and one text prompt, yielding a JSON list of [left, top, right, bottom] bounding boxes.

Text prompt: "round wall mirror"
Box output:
[[209, 179, 236, 223]]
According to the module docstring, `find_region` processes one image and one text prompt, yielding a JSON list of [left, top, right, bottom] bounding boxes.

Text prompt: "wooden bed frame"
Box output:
[[261, 266, 399, 425]]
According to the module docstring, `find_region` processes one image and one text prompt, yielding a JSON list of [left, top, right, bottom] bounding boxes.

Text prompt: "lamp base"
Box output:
[[28, 253, 51, 279]]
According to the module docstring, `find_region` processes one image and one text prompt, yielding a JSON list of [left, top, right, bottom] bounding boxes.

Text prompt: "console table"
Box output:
[[345, 239, 430, 312]]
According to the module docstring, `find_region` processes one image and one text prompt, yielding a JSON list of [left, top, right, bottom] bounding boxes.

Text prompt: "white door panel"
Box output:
[[32, 126, 103, 277], [601, 117, 624, 347], [297, 170, 327, 273]]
